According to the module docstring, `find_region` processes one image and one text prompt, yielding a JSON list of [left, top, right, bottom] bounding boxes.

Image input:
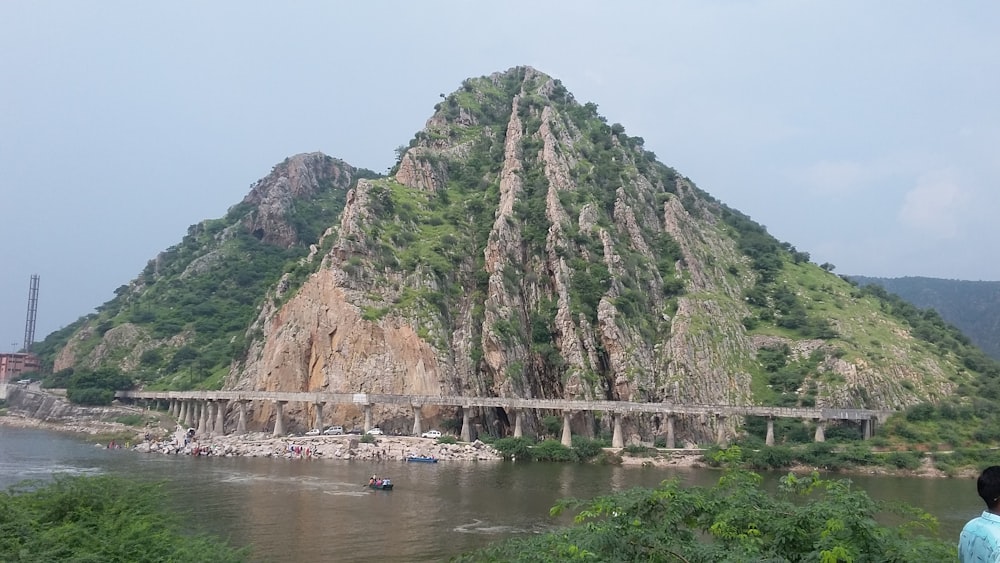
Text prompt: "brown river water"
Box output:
[[0, 425, 980, 561]]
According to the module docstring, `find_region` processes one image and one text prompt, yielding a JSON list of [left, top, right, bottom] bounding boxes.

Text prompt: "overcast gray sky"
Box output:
[[2, 1, 998, 353]]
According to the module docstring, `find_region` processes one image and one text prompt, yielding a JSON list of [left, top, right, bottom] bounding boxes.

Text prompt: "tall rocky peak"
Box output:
[[227, 66, 968, 440], [240, 152, 360, 248]]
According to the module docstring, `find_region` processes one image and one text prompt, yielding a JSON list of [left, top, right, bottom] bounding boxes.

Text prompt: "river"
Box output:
[[0, 425, 980, 561]]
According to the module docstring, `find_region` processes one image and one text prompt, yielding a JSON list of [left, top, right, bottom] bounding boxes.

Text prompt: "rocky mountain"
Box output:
[[36, 154, 378, 388], [851, 276, 1000, 360], [36, 67, 997, 443]]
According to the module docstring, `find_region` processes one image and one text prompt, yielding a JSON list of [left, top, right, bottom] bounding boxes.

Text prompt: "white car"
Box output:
[[323, 426, 344, 435], [421, 430, 442, 439], [366, 427, 383, 435], [304, 428, 321, 436]]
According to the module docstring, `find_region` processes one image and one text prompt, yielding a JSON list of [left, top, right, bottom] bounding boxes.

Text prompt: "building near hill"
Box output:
[[0, 353, 41, 382]]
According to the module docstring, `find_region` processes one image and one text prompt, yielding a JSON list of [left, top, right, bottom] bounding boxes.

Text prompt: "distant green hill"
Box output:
[[851, 276, 1000, 360]]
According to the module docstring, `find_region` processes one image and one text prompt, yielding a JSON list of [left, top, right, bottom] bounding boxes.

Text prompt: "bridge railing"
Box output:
[[115, 390, 892, 421]]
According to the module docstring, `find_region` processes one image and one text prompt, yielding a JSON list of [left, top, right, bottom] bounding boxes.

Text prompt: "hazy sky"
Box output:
[[2, 1, 998, 352]]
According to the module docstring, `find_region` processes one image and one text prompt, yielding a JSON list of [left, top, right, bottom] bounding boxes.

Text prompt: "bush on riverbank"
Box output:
[[450, 448, 955, 562], [704, 441, 928, 473], [44, 367, 134, 406], [491, 436, 609, 462], [0, 475, 250, 562], [931, 447, 1000, 476]]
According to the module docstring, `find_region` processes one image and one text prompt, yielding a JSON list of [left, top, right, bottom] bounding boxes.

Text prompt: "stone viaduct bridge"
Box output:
[[115, 390, 893, 449]]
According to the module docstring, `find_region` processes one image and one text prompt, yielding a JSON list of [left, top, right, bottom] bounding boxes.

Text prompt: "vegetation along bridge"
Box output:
[[116, 390, 892, 449]]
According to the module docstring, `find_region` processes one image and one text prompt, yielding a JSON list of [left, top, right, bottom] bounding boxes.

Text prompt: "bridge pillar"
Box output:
[[203, 401, 215, 437], [272, 401, 286, 437], [715, 415, 728, 447], [180, 401, 191, 427], [665, 414, 676, 449], [197, 401, 210, 437], [765, 416, 775, 447], [411, 404, 422, 437], [237, 400, 248, 434], [513, 409, 523, 438], [214, 400, 227, 435], [561, 410, 572, 447], [314, 402, 324, 431], [461, 408, 472, 442], [862, 418, 872, 440], [814, 419, 826, 443], [612, 413, 624, 449], [363, 404, 373, 433]]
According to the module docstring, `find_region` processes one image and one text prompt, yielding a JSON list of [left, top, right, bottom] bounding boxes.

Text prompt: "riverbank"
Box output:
[[0, 409, 702, 466], [612, 442, 978, 479], [140, 427, 505, 463], [0, 407, 975, 477], [0, 408, 145, 437], [0, 410, 503, 462]]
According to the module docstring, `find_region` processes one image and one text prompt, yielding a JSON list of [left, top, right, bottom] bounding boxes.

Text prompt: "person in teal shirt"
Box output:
[[961, 466, 1000, 562]]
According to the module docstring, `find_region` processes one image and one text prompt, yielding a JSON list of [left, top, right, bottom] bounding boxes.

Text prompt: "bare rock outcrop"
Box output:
[[241, 153, 357, 247]]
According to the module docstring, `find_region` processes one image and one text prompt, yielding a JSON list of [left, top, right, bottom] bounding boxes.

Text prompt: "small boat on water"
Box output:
[[368, 479, 393, 490], [405, 455, 438, 463]]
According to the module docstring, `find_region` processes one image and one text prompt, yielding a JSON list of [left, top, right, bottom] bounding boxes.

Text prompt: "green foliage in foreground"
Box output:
[[0, 475, 249, 562], [451, 457, 954, 562]]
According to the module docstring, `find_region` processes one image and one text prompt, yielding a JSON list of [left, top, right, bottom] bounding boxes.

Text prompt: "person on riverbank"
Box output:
[[960, 465, 1000, 562]]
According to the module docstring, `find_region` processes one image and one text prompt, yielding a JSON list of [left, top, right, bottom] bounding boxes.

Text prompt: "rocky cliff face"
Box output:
[[223, 67, 966, 442]]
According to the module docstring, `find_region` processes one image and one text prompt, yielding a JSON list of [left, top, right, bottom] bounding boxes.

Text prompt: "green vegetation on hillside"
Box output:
[[33, 159, 378, 392], [853, 275, 1000, 360], [369, 69, 691, 395]]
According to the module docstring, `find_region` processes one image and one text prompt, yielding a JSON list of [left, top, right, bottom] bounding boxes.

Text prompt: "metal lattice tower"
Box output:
[[23, 274, 39, 353]]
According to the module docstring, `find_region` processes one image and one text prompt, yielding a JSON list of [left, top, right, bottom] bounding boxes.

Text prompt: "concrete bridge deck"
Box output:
[[114, 390, 892, 422]]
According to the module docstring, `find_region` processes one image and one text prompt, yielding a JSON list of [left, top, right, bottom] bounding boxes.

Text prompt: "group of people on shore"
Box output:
[[288, 443, 314, 458]]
